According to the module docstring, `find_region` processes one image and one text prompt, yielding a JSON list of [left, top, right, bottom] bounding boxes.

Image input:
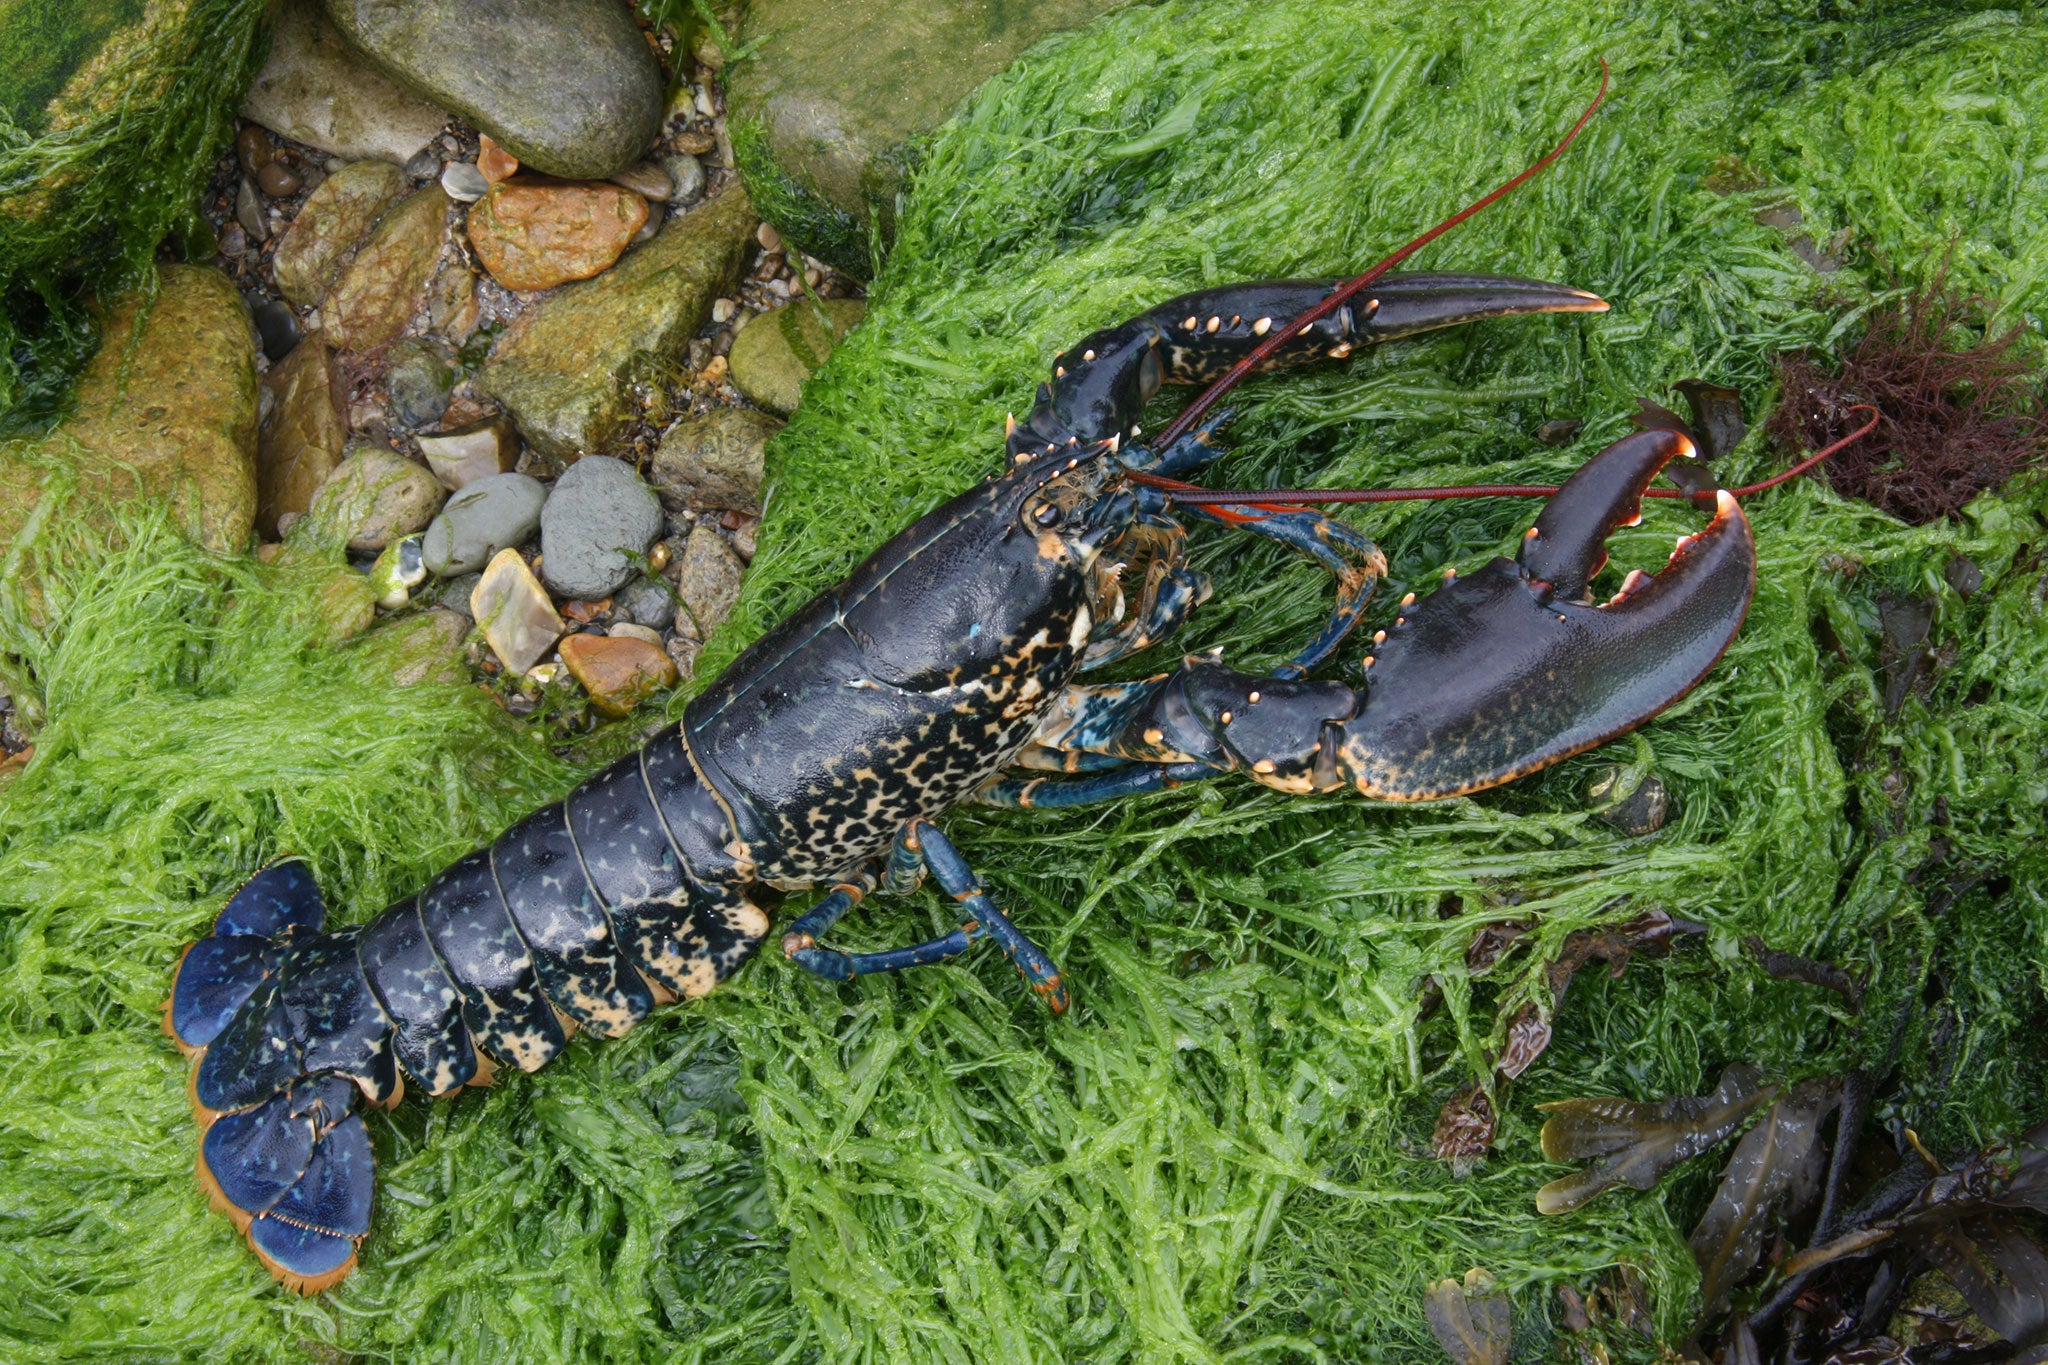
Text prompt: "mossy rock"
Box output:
[[726, 298, 866, 415], [726, 0, 1128, 278], [0, 264, 259, 577]]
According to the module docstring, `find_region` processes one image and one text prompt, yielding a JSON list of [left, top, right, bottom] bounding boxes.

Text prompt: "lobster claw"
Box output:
[[1341, 428, 1754, 799]]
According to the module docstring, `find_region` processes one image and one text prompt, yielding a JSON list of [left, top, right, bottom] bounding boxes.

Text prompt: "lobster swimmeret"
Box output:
[[165, 77, 1765, 1293]]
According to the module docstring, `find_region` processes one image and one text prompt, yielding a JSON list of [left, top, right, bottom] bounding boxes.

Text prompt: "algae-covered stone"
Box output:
[[0, 264, 258, 559], [272, 159, 408, 309], [320, 0, 663, 180], [479, 186, 756, 459], [257, 338, 346, 540], [728, 0, 1125, 274], [325, 185, 450, 350], [727, 298, 865, 415], [304, 444, 444, 552], [650, 407, 780, 511], [240, 0, 448, 165], [359, 606, 471, 687]]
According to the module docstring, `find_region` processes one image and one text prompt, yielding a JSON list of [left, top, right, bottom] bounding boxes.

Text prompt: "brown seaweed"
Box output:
[[1688, 1078, 1840, 1316], [1535, 1064, 1777, 1214], [1423, 1268, 1512, 1365]]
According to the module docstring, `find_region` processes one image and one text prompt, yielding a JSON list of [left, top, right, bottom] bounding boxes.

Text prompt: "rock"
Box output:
[[436, 571, 482, 617], [471, 547, 564, 674], [237, 126, 273, 176], [367, 534, 427, 609], [610, 161, 674, 202], [241, 0, 448, 165], [258, 339, 347, 539], [384, 336, 455, 427], [1588, 767, 1672, 837], [608, 622, 665, 647], [727, 298, 865, 415], [421, 472, 547, 576], [418, 418, 520, 490], [441, 162, 489, 204], [252, 299, 302, 362], [466, 180, 649, 291], [257, 161, 304, 197], [670, 525, 746, 637], [477, 134, 519, 183], [424, 252, 479, 341], [236, 177, 269, 241], [479, 186, 757, 459], [306, 444, 445, 552], [727, 0, 1122, 274], [559, 633, 676, 717], [325, 185, 450, 350], [1944, 554, 1983, 599], [539, 456, 663, 599], [616, 576, 675, 631], [664, 632, 702, 680], [373, 606, 471, 686], [404, 147, 442, 181], [650, 407, 780, 511], [662, 152, 707, 208], [272, 159, 410, 309], [0, 265, 257, 563], [321, 0, 664, 180]]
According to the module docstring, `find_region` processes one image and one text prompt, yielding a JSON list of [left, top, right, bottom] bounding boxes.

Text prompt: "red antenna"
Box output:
[[1143, 58, 1612, 457]]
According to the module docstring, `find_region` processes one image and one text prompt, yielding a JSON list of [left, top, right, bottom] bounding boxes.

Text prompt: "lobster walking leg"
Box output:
[[781, 820, 1069, 1012]]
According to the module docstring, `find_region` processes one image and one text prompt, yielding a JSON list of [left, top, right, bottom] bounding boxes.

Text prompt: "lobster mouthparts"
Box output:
[[1342, 427, 1754, 798]]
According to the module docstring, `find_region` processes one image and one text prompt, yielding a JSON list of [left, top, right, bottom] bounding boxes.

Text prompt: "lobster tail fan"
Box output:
[[197, 1075, 373, 1293], [165, 860, 326, 1053]]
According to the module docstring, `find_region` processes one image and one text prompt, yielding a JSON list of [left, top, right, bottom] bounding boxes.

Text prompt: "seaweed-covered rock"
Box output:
[[320, 0, 663, 180], [479, 186, 756, 459], [240, 0, 447, 165], [727, 0, 1124, 275], [538, 456, 662, 598], [257, 338, 346, 540], [324, 185, 449, 350], [272, 160, 408, 309], [305, 444, 444, 552], [0, 264, 258, 558], [650, 407, 780, 511], [727, 298, 865, 415]]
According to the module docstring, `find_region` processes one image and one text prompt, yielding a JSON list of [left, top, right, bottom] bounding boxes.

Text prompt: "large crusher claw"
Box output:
[[1339, 427, 1754, 799]]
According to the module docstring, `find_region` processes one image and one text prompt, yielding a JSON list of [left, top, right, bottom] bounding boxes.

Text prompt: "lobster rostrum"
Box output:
[[164, 72, 1766, 1293]]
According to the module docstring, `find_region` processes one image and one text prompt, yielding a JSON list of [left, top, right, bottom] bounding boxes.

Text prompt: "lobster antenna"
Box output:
[[1159, 405, 1882, 509], [1149, 58, 1612, 455]]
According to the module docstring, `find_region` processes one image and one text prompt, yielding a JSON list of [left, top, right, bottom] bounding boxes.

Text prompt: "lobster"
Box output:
[[162, 73, 1768, 1294]]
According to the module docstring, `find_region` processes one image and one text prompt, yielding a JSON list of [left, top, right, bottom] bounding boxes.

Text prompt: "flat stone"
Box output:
[[727, 298, 866, 415], [272, 159, 410, 309], [670, 525, 745, 637], [727, 0, 1123, 274], [538, 455, 663, 599], [321, 0, 663, 180], [325, 185, 450, 350], [479, 186, 756, 459], [467, 180, 649, 291], [384, 336, 455, 428], [471, 547, 564, 674], [421, 471, 546, 577], [559, 633, 676, 717], [0, 265, 257, 568], [610, 161, 674, 202], [258, 338, 347, 539], [305, 444, 446, 552], [418, 418, 520, 490], [242, 0, 448, 165], [650, 407, 781, 511]]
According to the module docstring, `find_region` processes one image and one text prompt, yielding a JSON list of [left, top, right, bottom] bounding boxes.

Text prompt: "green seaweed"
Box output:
[[4, 0, 2048, 1360]]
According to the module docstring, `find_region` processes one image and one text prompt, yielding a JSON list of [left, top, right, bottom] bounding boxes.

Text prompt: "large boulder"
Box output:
[[240, 0, 448, 165], [727, 0, 1127, 276], [479, 186, 756, 460], [320, 0, 663, 180], [0, 265, 258, 559]]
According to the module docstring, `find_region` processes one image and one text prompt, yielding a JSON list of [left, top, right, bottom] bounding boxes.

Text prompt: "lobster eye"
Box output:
[[1033, 503, 1062, 527]]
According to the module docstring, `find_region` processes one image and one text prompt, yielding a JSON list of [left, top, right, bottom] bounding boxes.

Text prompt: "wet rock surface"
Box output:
[[258, 339, 347, 539], [480, 186, 757, 458], [271, 159, 410, 308], [325, 185, 450, 350], [422, 472, 547, 577], [727, 297, 866, 414], [466, 180, 650, 291], [384, 336, 455, 428], [305, 443, 445, 552], [558, 633, 678, 716], [242, 0, 448, 165], [418, 418, 519, 491], [539, 456, 664, 599], [471, 546, 564, 674], [650, 407, 779, 511], [0, 265, 258, 562], [321, 0, 664, 180], [670, 524, 746, 637]]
